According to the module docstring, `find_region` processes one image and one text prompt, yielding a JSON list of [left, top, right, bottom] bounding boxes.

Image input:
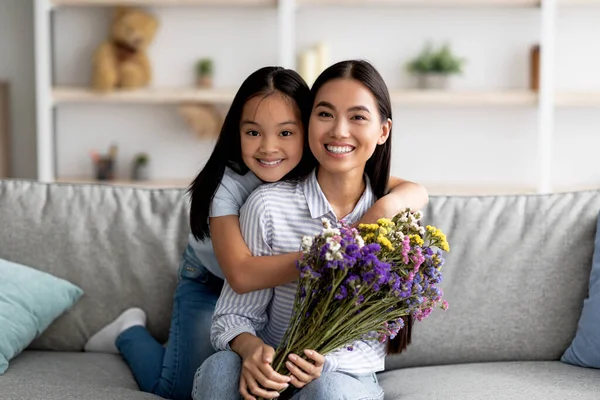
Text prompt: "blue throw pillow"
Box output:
[[561, 211, 600, 368], [0, 258, 83, 374]]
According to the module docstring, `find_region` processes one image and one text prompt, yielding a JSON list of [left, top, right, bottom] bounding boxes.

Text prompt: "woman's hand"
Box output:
[[285, 349, 325, 389], [232, 334, 291, 399]]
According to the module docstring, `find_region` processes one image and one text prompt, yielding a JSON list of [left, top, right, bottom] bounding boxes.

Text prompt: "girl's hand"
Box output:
[[285, 349, 325, 388], [239, 341, 291, 400]]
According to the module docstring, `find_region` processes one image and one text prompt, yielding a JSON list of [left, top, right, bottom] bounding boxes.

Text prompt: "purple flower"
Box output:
[[355, 295, 365, 305], [334, 285, 348, 300], [362, 243, 381, 255], [320, 243, 330, 258], [345, 274, 360, 285]]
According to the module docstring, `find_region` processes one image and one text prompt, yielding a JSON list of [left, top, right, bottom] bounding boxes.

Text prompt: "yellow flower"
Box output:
[[363, 233, 375, 242], [441, 241, 450, 252], [379, 227, 389, 236], [409, 234, 424, 247], [377, 218, 394, 227], [426, 225, 450, 252], [377, 235, 394, 251], [358, 223, 379, 232]]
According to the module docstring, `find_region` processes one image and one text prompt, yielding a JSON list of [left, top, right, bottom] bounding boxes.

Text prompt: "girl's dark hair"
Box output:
[[189, 66, 315, 241], [311, 60, 411, 355]]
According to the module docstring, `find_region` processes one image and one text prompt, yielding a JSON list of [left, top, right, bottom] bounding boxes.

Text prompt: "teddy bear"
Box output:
[[91, 7, 159, 92]]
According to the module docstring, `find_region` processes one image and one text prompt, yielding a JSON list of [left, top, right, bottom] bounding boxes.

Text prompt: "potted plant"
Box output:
[[406, 42, 466, 90], [131, 152, 150, 181], [196, 58, 214, 88]]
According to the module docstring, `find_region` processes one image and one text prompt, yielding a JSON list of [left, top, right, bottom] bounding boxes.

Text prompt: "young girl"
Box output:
[[193, 60, 405, 400], [85, 65, 427, 400]]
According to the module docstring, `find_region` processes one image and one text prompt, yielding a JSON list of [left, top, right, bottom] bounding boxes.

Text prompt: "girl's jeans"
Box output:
[[115, 244, 223, 400], [192, 350, 385, 400]]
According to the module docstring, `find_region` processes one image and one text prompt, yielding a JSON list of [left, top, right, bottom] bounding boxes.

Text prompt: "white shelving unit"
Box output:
[[51, 0, 278, 6], [35, 0, 600, 194]]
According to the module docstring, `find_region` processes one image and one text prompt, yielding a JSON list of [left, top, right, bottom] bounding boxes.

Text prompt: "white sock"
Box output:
[[84, 308, 147, 354]]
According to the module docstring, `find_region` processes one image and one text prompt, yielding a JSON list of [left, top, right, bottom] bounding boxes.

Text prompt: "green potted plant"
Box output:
[[196, 58, 214, 88], [131, 152, 150, 181], [406, 42, 466, 90]]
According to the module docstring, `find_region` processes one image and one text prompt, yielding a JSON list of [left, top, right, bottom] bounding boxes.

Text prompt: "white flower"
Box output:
[[418, 226, 425, 235], [321, 218, 332, 229], [394, 231, 405, 241], [301, 236, 314, 252], [323, 228, 341, 237], [325, 252, 333, 261], [334, 252, 344, 261], [355, 235, 365, 248]]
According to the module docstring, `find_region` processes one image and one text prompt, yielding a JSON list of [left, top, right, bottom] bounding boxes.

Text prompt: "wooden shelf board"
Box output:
[[56, 178, 191, 188], [51, 0, 276, 6], [50, 0, 600, 6], [53, 86, 236, 105], [54, 87, 537, 107], [298, 0, 540, 7], [391, 90, 538, 107], [555, 92, 600, 107], [559, 0, 600, 6]]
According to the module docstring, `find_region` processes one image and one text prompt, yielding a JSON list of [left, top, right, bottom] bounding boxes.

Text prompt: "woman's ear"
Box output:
[[378, 118, 392, 145]]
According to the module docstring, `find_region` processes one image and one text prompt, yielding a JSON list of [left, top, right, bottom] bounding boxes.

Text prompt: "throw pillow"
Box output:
[[0, 257, 83, 374], [561, 210, 600, 368]]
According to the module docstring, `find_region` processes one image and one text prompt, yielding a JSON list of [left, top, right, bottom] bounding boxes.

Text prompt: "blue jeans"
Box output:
[[116, 244, 223, 400], [192, 351, 384, 400]]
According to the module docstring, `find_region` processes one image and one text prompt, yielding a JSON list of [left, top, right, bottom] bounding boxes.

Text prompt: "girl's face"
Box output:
[[308, 78, 391, 176], [240, 93, 305, 182]]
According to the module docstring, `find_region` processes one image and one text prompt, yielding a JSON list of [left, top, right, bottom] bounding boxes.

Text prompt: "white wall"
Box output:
[[13, 3, 600, 188], [0, 0, 36, 179], [553, 8, 600, 189]]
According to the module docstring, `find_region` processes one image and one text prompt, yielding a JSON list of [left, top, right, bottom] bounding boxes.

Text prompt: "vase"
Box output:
[[196, 75, 213, 88], [132, 164, 149, 181], [417, 74, 450, 90]]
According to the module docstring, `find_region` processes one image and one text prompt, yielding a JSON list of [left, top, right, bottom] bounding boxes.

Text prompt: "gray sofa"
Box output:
[[0, 179, 599, 400]]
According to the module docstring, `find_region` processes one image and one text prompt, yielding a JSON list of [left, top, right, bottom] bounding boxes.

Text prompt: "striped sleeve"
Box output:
[[323, 340, 387, 375], [210, 189, 275, 351]]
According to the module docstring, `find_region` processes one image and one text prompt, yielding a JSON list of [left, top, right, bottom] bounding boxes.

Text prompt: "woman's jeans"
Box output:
[[115, 244, 223, 400], [192, 351, 385, 400]]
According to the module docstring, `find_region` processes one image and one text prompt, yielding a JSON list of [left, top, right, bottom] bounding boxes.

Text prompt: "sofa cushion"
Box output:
[[561, 210, 600, 368], [0, 180, 190, 351], [0, 350, 159, 400], [378, 361, 600, 400], [0, 257, 83, 374], [386, 190, 600, 369]]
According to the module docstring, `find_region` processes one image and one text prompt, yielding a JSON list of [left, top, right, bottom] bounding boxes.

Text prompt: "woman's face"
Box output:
[[308, 78, 391, 176], [240, 93, 305, 182]]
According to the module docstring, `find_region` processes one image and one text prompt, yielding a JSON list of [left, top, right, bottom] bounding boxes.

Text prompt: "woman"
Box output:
[[192, 60, 410, 400]]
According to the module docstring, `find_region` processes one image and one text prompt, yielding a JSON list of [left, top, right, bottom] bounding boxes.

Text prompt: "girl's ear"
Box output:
[[378, 118, 392, 145]]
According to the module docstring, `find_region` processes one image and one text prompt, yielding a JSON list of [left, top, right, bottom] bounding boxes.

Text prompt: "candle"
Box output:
[[315, 42, 330, 74], [298, 48, 318, 87]]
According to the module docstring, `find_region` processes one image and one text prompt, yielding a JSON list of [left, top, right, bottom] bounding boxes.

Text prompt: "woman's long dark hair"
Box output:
[[309, 60, 392, 200], [310, 60, 411, 355], [189, 66, 315, 241]]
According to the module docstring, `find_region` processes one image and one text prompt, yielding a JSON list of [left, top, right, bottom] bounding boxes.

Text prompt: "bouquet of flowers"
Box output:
[[270, 208, 450, 381]]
